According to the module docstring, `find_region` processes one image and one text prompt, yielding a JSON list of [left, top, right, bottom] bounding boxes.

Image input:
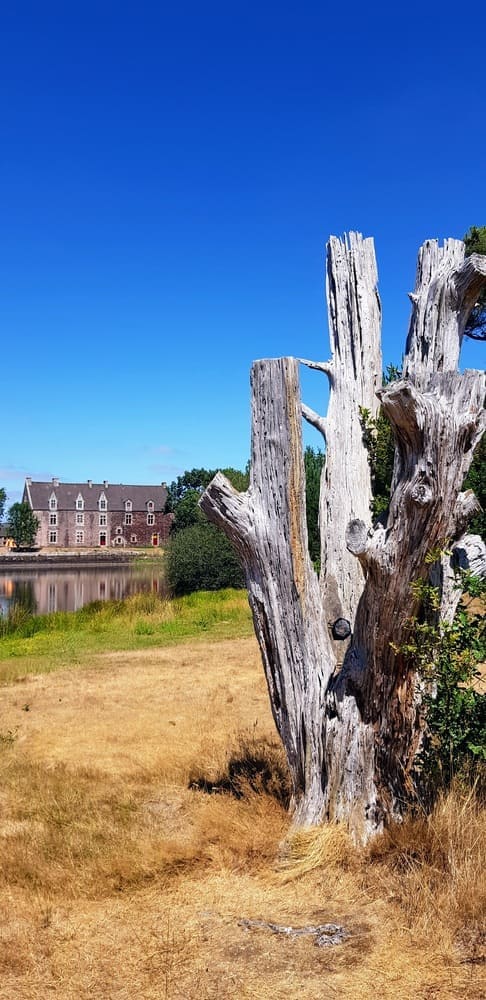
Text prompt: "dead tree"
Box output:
[[201, 234, 486, 842]]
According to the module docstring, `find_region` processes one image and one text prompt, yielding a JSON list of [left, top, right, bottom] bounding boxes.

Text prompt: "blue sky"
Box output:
[[1, 1, 485, 505]]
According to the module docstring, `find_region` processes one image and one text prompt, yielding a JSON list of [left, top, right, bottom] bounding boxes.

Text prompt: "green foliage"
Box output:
[[463, 435, 486, 538], [165, 522, 245, 596], [0, 487, 6, 523], [360, 364, 485, 537], [303, 446, 325, 566], [163, 466, 249, 595], [6, 502, 39, 549], [359, 366, 401, 518], [463, 225, 486, 341], [165, 467, 250, 514], [170, 489, 206, 533], [399, 574, 486, 793]]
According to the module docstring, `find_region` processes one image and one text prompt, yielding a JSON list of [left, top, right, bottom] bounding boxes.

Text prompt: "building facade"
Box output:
[[23, 479, 173, 548]]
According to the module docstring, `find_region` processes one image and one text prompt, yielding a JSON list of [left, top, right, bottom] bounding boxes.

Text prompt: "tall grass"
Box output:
[[0, 588, 252, 683]]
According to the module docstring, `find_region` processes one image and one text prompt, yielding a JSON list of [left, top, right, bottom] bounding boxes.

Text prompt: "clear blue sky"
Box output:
[[1, 0, 485, 505]]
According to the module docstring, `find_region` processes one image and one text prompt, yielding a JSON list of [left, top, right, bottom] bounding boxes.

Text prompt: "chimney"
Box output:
[[87, 480, 92, 488], [52, 477, 59, 487], [103, 480, 109, 489], [26, 477, 32, 486]]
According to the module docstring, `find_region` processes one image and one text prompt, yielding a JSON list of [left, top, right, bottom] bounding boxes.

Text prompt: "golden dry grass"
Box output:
[[0, 636, 484, 999]]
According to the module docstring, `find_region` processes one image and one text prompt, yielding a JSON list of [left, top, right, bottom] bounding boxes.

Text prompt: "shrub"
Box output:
[[398, 574, 486, 797], [164, 522, 245, 596]]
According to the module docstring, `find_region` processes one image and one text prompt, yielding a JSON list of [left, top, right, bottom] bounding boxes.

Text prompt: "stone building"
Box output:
[[23, 479, 172, 548]]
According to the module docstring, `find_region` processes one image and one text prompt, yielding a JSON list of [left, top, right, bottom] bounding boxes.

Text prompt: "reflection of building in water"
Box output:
[[47, 582, 57, 613], [74, 579, 84, 611], [0, 569, 166, 615]]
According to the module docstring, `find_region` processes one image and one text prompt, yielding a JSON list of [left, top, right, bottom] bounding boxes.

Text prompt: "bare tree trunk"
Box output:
[[201, 234, 486, 842], [201, 358, 334, 825]]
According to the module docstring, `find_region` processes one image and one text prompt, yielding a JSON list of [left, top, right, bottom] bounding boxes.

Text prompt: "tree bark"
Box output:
[[201, 357, 334, 825], [201, 234, 486, 841]]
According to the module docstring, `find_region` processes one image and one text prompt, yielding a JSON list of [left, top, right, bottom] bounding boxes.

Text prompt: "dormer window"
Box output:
[[125, 500, 132, 512], [99, 493, 107, 511], [76, 494, 84, 511], [49, 493, 57, 511], [147, 500, 154, 512]]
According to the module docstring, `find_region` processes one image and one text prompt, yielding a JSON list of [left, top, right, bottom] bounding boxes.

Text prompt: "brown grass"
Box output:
[[0, 636, 484, 998]]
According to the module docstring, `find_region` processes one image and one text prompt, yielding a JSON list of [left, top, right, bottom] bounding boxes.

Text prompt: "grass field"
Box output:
[[0, 592, 484, 998]]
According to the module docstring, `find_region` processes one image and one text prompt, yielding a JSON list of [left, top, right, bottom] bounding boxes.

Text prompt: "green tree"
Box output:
[[7, 502, 39, 549], [0, 487, 6, 523], [165, 468, 216, 513], [165, 467, 250, 518], [463, 225, 486, 340], [464, 435, 486, 538], [170, 489, 206, 533], [303, 447, 325, 565], [360, 365, 401, 519]]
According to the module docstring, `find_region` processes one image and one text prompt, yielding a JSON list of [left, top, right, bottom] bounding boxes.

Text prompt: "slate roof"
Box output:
[[24, 481, 168, 513]]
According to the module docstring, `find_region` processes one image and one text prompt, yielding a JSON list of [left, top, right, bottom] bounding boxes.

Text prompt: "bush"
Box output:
[[165, 522, 245, 596], [399, 574, 486, 797]]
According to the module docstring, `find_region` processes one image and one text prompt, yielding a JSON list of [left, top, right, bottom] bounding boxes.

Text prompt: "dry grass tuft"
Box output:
[[279, 821, 357, 879], [364, 785, 486, 956]]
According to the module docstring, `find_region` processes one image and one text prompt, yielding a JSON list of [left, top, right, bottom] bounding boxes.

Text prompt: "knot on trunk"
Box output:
[[410, 480, 434, 507]]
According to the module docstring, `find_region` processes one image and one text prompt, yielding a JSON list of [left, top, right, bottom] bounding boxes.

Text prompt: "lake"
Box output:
[[0, 564, 167, 616]]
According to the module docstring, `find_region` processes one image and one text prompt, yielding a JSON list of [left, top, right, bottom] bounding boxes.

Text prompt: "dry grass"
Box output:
[[0, 635, 484, 998]]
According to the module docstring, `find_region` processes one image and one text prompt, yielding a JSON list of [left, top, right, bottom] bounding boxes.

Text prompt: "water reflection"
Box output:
[[0, 567, 166, 616]]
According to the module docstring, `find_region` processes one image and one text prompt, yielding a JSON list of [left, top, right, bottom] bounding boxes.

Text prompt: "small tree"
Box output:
[[164, 467, 249, 595], [165, 522, 245, 595], [0, 487, 6, 524], [7, 503, 39, 549]]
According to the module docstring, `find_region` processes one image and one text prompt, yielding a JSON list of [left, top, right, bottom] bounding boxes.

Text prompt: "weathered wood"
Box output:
[[320, 234, 382, 627], [201, 357, 334, 825], [404, 239, 486, 387], [201, 234, 486, 842]]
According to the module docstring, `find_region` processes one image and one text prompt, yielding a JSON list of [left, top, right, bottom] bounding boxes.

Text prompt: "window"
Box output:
[[49, 493, 57, 511], [99, 493, 107, 511], [99, 532, 107, 547], [75, 530, 84, 544], [76, 512, 84, 526], [125, 513, 132, 525], [49, 530, 57, 544], [116, 526, 122, 534], [147, 513, 155, 526], [125, 500, 132, 511], [130, 534, 137, 543], [147, 500, 154, 511], [99, 513, 107, 526], [49, 512, 57, 526], [76, 494, 84, 510]]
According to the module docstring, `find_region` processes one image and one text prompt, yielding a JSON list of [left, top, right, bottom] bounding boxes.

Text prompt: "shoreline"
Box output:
[[0, 548, 163, 571]]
